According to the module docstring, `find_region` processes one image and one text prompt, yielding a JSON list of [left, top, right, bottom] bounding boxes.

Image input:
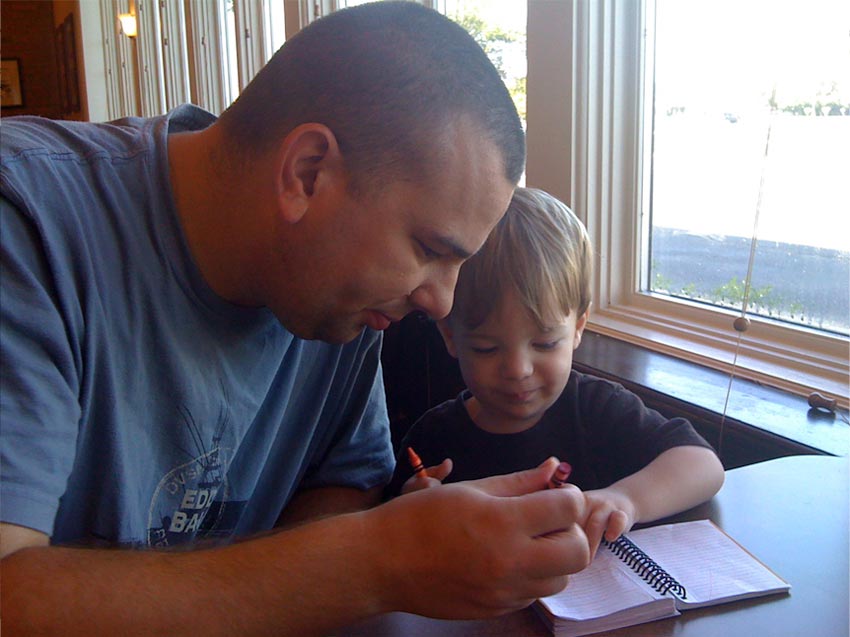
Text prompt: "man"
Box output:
[[1, 3, 590, 634]]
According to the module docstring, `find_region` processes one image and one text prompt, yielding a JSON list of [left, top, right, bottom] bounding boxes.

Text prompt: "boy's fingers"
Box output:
[[429, 458, 453, 481], [605, 510, 630, 541]]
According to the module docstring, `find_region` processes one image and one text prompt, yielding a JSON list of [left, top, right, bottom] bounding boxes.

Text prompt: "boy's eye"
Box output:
[[470, 346, 497, 355], [534, 340, 561, 351]]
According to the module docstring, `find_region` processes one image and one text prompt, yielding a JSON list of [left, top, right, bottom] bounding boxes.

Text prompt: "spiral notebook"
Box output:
[[534, 519, 790, 637]]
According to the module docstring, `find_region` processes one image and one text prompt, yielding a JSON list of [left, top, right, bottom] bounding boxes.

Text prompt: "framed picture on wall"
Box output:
[[1, 58, 24, 108]]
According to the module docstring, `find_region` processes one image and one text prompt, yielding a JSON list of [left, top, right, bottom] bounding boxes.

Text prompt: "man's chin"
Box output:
[[308, 321, 369, 345]]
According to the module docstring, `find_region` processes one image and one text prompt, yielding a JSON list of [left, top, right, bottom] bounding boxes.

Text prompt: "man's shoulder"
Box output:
[[1, 114, 148, 160], [0, 105, 211, 169]]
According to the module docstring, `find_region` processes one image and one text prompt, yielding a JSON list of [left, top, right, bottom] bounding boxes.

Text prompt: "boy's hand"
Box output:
[[400, 458, 454, 494], [581, 488, 637, 558]]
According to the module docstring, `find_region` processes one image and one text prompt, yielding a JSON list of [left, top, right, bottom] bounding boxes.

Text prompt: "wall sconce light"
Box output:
[[118, 13, 137, 38]]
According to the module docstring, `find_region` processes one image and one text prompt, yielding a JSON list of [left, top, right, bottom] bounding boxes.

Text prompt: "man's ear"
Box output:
[[573, 309, 590, 350], [276, 123, 342, 224], [435, 319, 459, 359]]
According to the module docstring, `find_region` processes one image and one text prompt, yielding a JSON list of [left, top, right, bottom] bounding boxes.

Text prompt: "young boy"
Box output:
[[386, 187, 725, 555]]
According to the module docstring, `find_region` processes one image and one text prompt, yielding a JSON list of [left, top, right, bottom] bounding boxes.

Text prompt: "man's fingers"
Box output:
[[503, 575, 571, 607], [471, 457, 561, 497], [521, 521, 592, 579], [510, 484, 586, 537]]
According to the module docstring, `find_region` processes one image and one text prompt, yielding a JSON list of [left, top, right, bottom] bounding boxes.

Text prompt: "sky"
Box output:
[[653, 0, 849, 250]]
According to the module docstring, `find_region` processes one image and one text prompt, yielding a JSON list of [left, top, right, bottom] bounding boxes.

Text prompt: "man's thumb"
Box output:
[[472, 456, 561, 497]]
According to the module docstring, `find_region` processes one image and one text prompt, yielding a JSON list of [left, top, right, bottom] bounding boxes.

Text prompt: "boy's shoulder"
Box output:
[[566, 370, 629, 397], [413, 390, 471, 431], [557, 370, 647, 416], [400, 390, 475, 447]]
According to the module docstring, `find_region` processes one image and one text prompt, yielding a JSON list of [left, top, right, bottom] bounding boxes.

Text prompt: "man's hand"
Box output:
[[366, 457, 591, 618]]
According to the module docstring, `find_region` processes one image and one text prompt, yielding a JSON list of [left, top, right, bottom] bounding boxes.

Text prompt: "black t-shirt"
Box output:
[[385, 371, 715, 498]]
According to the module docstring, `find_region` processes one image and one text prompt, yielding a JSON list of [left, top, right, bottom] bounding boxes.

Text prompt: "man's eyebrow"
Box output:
[[433, 234, 474, 260]]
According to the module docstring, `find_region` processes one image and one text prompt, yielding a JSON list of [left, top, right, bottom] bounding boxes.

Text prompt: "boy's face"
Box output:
[[439, 287, 587, 434]]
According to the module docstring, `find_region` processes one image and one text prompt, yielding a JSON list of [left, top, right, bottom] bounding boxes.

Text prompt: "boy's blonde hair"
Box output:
[[448, 187, 592, 330]]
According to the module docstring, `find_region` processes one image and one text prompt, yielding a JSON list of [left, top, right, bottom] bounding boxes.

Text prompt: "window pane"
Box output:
[[267, 0, 286, 53], [444, 0, 526, 128], [222, 0, 240, 104], [646, 0, 849, 336]]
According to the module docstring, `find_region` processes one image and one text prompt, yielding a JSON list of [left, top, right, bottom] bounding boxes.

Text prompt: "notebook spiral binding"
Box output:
[[604, 535, 688, 599]]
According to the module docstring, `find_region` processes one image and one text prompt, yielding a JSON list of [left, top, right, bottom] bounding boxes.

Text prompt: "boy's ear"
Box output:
[[573, 309, 590, 350], [276, 123, 343, 224], [435, 319, 459, 359]]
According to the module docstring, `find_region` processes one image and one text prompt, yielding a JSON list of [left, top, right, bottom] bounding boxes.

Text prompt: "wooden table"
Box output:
[[337, 454, 849, 637]]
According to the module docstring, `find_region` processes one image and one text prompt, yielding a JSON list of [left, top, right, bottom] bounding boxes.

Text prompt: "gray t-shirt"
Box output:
[[1, 105, 393, 548]]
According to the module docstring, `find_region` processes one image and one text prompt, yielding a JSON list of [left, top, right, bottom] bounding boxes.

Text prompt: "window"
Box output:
[[526, 1, 849, 404], [82, 0, 848, 405], [93, 0, 290, 120], [442, 1, 527, 127], [647, 0, 849, 337]]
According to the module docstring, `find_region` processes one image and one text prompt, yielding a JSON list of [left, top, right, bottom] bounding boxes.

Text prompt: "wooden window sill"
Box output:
[[574, 331, 849, 468]]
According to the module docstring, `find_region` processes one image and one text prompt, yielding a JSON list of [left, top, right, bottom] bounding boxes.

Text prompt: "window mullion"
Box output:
[[109, 0, 140, 117], [187, 0, 228, 114], [536, 0, 643, 313], [100, 0, 125, 119], [262, 0, 286, 56], [158, 0, 190, 111], [526, 1, 577, 207], [234, 0, 270, 91], [135, 0, 167, 115]]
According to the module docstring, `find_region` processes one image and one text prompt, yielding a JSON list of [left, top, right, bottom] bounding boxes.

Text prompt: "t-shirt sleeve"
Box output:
[[0, 197, 82, 536], [296, 331, 395, 493], [578, 375, 716, 486]]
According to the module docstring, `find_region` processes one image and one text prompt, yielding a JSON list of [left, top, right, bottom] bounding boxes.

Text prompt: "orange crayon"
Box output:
[[548, 461, 572, 488], [407, 446, 428, 479]]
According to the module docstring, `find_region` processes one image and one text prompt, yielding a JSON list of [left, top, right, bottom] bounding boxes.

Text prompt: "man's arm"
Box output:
[[1, 459, 590, 636], [276, 485, 384, 528]]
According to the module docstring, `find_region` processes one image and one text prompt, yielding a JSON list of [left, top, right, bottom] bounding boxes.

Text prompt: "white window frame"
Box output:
[[526, 0, 848, 405]]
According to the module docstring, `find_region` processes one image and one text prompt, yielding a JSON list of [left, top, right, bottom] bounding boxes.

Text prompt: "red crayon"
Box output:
[[407, 446, 428, 479], [548, 461, 572, 488]]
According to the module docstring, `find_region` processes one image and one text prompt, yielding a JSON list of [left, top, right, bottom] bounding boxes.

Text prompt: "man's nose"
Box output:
[[408, 268, 459, 320]]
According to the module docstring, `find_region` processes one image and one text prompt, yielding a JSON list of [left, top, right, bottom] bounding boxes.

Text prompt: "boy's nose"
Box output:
[[501, 350, 533, 380]]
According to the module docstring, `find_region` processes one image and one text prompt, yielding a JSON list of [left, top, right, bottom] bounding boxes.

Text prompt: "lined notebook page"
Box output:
[[541, 546, 675, 620], [627, 520, 790, 608]]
